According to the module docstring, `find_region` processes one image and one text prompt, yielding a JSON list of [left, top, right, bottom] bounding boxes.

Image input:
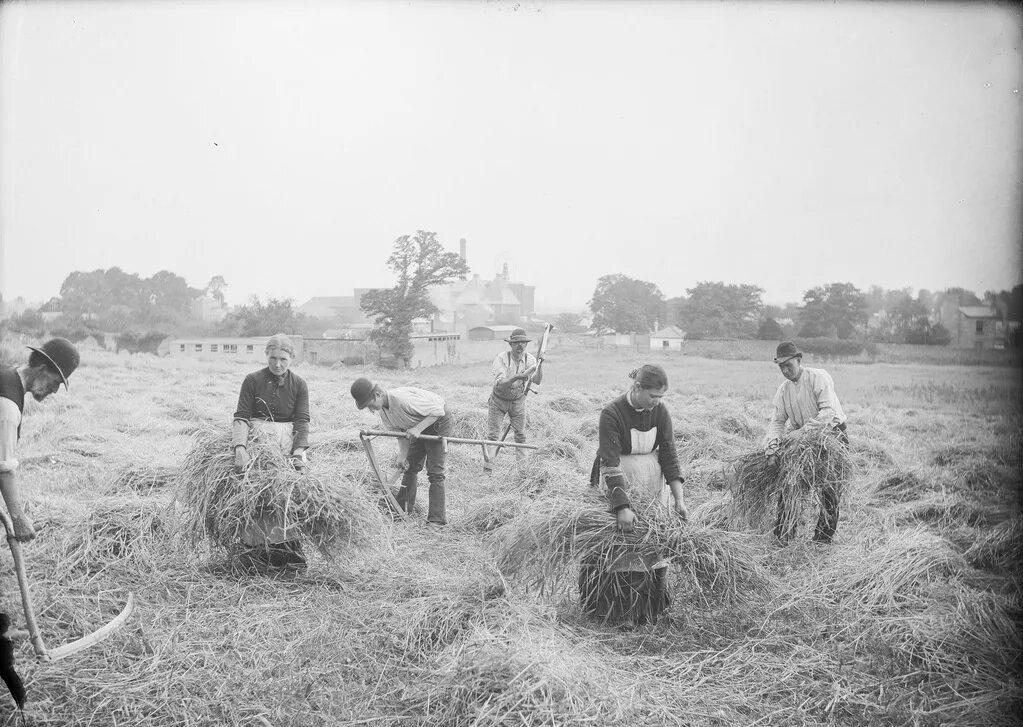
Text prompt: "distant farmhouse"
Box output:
[[428, 240, 536, 334], [297, 289, 381, 325], [947, 306, 1020, 350]]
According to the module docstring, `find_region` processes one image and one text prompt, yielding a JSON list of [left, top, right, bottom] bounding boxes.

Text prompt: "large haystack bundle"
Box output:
[[730, 427, 852, 536], [175, 427, 385, 559], [494, 502, 768, 606]]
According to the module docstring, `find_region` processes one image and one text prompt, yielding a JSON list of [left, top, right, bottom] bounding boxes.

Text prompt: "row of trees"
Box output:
[[4, 267, 313, 345], [585, 274, 1023, 345]]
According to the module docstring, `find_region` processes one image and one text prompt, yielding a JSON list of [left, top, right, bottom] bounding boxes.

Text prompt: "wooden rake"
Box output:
[[1, 508, 135, 662]]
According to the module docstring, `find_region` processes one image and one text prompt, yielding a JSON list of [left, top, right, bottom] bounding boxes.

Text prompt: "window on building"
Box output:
[[179, 344, 185, 352], [247, 345, 254, 353], [976, 320, 984, 334], [195, 344, 202, 352], [662, 340, 670, 348], [211, 344, 218, 352]]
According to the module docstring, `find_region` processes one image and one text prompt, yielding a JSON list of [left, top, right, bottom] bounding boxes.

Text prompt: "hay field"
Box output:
[[2, 343, 1020, 726]]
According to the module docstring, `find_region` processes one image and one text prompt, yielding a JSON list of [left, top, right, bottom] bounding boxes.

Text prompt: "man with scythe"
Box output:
[[0, 338, 79, 707], [484, 326, 546, 472]]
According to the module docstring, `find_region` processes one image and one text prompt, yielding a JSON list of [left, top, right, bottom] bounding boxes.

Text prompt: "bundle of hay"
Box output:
[[729, 427, 852, 536], [175, 426, 385, 559], [494, 502, 768, 605]]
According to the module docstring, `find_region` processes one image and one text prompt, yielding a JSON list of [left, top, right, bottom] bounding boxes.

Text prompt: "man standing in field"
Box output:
[[763, 341, 848, 543], [484, 328, 543, 472], [351, 377, 453, 527], [0, 337, 80, 708]]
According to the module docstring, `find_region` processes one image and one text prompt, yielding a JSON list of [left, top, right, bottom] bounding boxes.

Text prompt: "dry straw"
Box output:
[[729, 427, 852, 535], [53, 497, 168, 575], [494, 501, 768, 605], [175, 426, 385, 559]]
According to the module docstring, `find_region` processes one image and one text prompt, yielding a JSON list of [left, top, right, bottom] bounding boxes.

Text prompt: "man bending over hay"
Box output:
[[763, 341, 849, 544], [231, 334, 310, 570], [351, 377, 452, 527], [582, 364, 688, 628]]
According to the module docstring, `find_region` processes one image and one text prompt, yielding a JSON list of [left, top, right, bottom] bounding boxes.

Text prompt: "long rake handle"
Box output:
[[360, 430, 538, 450]]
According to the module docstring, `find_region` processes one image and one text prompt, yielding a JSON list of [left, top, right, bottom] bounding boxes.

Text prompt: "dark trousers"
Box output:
[[397, 413, 453, 524], [774, 423, 848, 543]]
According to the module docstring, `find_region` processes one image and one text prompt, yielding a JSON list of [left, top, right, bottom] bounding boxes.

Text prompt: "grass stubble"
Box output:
[[0, 347, 1019, 725]]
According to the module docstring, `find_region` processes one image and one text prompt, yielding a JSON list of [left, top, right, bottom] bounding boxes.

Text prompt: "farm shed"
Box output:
[[650, 325, 685, 351], [467, 325, 520, 342]]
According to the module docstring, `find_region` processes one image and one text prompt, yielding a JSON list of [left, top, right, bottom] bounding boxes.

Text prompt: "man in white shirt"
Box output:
[[351, 377, 452, 527], [762, 341, 848, 543], [485, 328, 543, 471]]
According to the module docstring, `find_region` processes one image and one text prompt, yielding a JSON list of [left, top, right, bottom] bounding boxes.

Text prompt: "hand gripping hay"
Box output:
[[493, 502, 768, 605], [175, 426, 384, 558], [729, 427, 852, 536]]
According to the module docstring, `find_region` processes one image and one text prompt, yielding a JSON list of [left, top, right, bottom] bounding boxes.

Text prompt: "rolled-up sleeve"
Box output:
[[0, 399, 21, 473], [292, 378, 310, 450], [491, 353, 507, 384], [763, 385, 788, 451]]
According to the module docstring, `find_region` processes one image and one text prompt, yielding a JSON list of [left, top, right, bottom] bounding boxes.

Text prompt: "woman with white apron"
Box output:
[[581, 364, 689, 627], [231, 334, 311, 571]]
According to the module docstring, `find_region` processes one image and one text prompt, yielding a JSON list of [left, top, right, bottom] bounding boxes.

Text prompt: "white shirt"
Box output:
[[490, 351, 537, 385], [764, 367, 846, 448], [378, 387, 446, 432], [0, 397, 21, 473]]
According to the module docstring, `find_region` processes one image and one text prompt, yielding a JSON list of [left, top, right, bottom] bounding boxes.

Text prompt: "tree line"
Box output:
[[581, 274, 1023, 346]]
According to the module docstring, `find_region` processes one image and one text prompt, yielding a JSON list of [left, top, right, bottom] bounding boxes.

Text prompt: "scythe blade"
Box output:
[[2, 509, 135, 662]]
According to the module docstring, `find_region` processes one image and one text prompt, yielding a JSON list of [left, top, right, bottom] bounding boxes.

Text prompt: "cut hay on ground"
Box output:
[[175, 426, 386, 559], [53, 498, 168, 575], [451, 407, 489, 440], [494, 502, 769, 605], [964, 517, 1023, 573], [110, 464, 178, 494], [456, 492, 531, 533], [729, 427, 852, 536]]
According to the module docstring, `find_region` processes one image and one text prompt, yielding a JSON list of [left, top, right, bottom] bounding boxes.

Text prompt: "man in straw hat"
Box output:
[[351, 377, 453, 527], [484, 327, 543, 472], [0, 337, 79, 708], [763, 341, 848, 544]]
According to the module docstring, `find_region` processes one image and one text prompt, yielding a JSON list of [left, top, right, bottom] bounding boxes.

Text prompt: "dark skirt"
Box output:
[[578, 559, 669, 626]]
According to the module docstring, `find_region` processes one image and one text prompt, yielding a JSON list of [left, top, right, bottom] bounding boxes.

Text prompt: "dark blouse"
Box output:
[[589, 394, 682, 512], [233, 368, 310, 449]]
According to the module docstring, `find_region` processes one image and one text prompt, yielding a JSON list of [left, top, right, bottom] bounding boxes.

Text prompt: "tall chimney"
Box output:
[[459, 238, 467, 280]]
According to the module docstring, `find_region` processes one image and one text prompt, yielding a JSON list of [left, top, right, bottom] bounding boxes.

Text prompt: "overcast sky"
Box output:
[[1, 0, 1020, 312]]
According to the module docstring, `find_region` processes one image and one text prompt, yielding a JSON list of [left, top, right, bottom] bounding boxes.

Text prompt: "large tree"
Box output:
[[360, 231, 469, 367], [674, 281, 764, 338], [798, 282, 869, 339], [224, 296, 308, 336], [588, 274, 664, 335]]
